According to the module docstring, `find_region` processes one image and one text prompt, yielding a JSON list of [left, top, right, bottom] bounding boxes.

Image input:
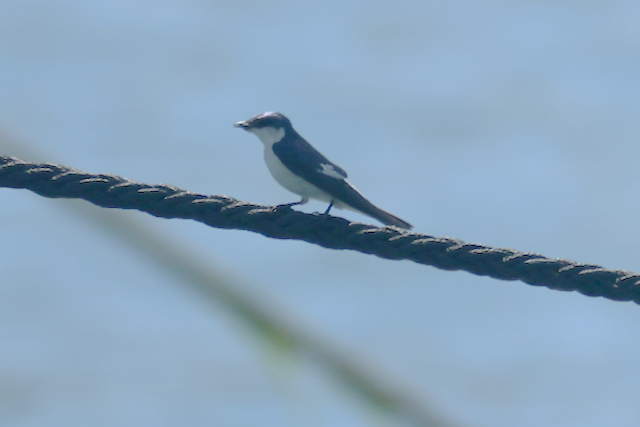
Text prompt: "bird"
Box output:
[[233, 112, 413, 229]]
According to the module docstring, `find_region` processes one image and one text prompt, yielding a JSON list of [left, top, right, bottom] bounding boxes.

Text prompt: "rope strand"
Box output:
[[2, 155, 638, 304]]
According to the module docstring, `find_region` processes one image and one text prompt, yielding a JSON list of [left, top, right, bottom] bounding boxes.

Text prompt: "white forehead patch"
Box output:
[[250, 127, 286, 146], [319, 163, 346, 180]]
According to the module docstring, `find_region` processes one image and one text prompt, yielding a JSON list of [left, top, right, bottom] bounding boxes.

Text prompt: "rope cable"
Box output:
[[2, 155, 638, 304]]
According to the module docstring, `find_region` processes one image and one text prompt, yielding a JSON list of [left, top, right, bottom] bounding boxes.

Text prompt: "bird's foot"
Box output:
[[276, 197, 309, 210]]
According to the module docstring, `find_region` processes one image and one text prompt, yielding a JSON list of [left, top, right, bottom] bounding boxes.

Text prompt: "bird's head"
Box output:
[[234, 112, 293, 144]]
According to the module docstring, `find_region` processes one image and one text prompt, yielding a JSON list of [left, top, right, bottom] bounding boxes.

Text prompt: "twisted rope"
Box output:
[[2, 155, 639, 304]]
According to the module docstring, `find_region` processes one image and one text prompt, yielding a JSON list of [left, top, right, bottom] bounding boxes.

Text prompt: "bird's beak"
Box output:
[[233, 121, 248, 129]]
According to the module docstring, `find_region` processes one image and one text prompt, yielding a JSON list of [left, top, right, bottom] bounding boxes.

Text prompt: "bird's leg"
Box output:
[[323, 200, 334, 215], [279, 197, 309, 208]]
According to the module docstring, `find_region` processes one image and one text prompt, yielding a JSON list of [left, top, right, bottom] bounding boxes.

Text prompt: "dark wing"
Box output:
[[272, 135, 349, 188], [273, 136, 413, 229]]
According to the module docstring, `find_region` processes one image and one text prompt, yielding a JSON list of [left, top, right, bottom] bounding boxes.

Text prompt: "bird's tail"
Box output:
[[361, 204, 413, 229], [333, 184, 413, 229]]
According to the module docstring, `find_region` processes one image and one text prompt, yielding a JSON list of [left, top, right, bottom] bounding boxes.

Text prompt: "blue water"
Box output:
[[1, 1, 640, 426]]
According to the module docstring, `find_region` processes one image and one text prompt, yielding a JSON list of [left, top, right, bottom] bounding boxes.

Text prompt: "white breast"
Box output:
[[264, 143, 332, 202], [248, 126, 332, 202]]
